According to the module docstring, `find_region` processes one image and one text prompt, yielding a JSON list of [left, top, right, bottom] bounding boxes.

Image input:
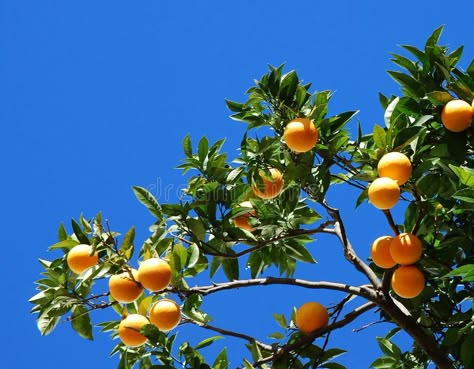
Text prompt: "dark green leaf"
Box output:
[[183, 134, 192, 157], [71, 219, 90, 245], [133, 186, 162, 220], [58, 223, 68, 241], [195, 336, 223, 350], [121, 226, 135, 261], [71, 305, 93, 340]]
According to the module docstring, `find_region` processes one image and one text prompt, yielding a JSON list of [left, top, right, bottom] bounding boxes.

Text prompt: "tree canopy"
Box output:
[[30, 26, 474, 369]]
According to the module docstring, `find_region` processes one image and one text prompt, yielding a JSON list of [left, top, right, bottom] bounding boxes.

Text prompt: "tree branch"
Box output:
[[174, 277, 377, 302], [320, 199, 382, 289]]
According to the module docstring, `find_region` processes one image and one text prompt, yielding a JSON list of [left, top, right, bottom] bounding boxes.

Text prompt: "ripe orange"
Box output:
[[390, 233, 422, 265], [233, 201, 257, 231], [252, 168, 284, 199], [149, 299, 181, 331], [109, 269, 144, 303], [119, 314, 149, 347], [391, 265, 425, 299], [441, 99, 472, 132], [377, 152, 412, 185], [283, 118, 318, 153], [66, 244, 99, 274], [367, 177, 400, 209], [370, 236, 396, 269], [137, 258, 172, 292], [295, 302, 329, 334]]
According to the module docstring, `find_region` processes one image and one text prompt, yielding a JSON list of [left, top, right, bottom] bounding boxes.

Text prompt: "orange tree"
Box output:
[[30, 27, 474, 369]]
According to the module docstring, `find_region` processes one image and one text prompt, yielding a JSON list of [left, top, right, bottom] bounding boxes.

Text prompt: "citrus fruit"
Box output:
[[370, 236, 396, 269], [368, 177, 400, 209], [441, 99, 472, 132], [252, 168, 284, 199], [377, 152, 412, 185], [390, 233, 422, 265], [391, 265, 425, 299], [119, 314, 149, 347], [295, 301, 329, 334], [109, 269, 143, 303], [233, 201, 257, 231], [66, 244, 99, 274], [149, 299, 181, 331], [283, 118, 318, 153], [137, 258, 172, 292]]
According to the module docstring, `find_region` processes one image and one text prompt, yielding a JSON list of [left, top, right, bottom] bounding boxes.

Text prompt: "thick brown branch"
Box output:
[[379, 296, 455, 369]]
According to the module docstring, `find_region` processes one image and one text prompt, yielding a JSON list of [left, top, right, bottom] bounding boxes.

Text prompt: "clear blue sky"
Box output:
[[1, 1, 473, 368]]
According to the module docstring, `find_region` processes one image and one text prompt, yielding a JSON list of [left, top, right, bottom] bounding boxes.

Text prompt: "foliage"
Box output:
[[30, 27, 474, 369]]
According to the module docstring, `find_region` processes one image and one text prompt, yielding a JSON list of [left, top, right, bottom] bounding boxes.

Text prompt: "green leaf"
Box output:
[[384, 97, 399, 128], [369, 356, 397, 369], [198, 136, 209, 163], [212, 348, 228, 369], [121, 226, 135, 260], [321, 348, 347, 362], [452, 188, 474, 203], [195, 336, 223, 350], [187, 218, 206, 241], [48, 239, 80, 251], [322, 363, 346, 369], [132, 186, 162, 220], [71, 305, 93, 340], [373, 124, 386, 149], [445, 264, 474, 282], [222, 256, 239, 281], [449, 165, 474, 188], [37, 313, 61, 336], [272, 313, 287, 329], [376, 337, 401, 358], [58, 223, 68, 241], [183, 134, 192, 157], [71, 219, 90, 245], [426, 91, 453, 105]]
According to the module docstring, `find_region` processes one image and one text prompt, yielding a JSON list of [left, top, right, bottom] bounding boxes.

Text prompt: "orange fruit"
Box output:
[[295, 302, 329, 334], [119, 314, 149, 347], [377, 152, 412, 185], [252, 168, 284, 199], [391, 265, 425, 299], [66, 244, 99, 274], [283, 118, 318, 153], [370, 236, 396, 269], [109, 269, 144, 303], [441, 99, 472, 132], [390, 233, 422, 265], [137, 258, 172, 292], [368, 177, 400, 209], [149, 299, 181, 331], [233, 201, 257, 231]]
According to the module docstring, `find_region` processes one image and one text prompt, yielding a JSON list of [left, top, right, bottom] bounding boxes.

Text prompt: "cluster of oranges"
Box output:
[[66, 244, 180, 347], [440, 99, 474, 133], [371, 233, 425, 298], [233, 117, 318, 231], [368, 151, 412, 210]]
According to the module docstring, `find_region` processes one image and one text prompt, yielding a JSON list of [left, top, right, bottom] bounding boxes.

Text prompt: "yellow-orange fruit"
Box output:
[[441, 99, 472, 132], [391, 265, 425, 299], [119, 314, 149, 347], [66, 244, 99, 274], [390, 233, 422, 265], [368, 177, 400, 209], [295, 302, 329, 334], [252, 168, 284, 199], [109, 269, 143, 303], [371, 236, 396, 269], [233, 201, 257, 231], [377, 152, 412, 185], [137, 258, 172, 292], [283, 118, 319, 153], [149, 299, 181, 331]]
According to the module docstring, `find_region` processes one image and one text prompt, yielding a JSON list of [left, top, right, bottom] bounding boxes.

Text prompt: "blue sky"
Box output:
[[1, 1, 473, 368]]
